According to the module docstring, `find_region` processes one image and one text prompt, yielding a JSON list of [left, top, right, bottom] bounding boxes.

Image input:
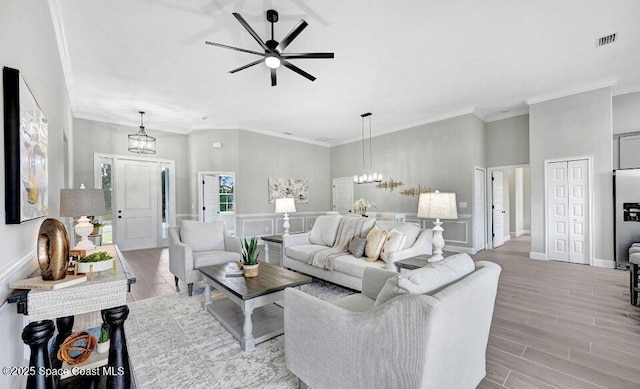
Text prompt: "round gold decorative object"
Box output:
[[37, 218, 70, 281]]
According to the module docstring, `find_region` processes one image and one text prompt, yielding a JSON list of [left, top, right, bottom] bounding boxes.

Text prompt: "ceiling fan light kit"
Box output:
[[205, 9, 334, 86]]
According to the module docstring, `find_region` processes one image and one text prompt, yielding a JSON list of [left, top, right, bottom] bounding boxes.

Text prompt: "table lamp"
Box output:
[[417, 190, 458, 262], [275, 198, 296, 235], [60, 184, 106, 250]]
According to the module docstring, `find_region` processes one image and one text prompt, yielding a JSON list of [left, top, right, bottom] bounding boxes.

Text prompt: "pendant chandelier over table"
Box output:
[[354, 112, 382, 184]]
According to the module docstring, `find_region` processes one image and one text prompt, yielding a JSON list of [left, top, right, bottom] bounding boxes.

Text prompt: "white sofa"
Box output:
[[285, 254, 502, 389], [282, 215, 432, 291]]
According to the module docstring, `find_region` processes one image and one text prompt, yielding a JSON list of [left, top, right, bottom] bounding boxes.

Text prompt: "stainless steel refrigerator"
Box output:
[[614, 169, 640, 269]]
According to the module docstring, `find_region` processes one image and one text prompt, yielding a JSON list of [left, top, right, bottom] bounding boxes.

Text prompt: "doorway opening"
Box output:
[[197, 171, 236, 235], [487, 165, 531, 250]]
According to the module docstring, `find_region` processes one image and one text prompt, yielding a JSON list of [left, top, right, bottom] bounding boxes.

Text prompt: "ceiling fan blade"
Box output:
[[229, 59, 264, 74], [232, 12, 270, 52], [276, 20, 308, 52], [205, 41, 265, 56], [271, 68, 277, 87], [281, 59, 316, 82], [281, 53, 334, 59]]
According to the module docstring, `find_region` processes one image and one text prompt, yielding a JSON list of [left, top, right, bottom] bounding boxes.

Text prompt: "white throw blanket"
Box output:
[[309, 217, 366, 270]]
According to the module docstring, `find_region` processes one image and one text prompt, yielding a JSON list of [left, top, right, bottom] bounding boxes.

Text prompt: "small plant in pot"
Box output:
[[96, 324, 110, 354], [239, 236, 260, 277]]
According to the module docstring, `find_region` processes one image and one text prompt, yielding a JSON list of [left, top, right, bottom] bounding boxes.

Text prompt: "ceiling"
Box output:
[[52, 0, 640, 145]]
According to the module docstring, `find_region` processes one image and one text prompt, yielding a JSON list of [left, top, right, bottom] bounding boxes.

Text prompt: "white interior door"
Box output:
[[567, 160, 589, 264], [114, 159, 159, 250], [546, 159, 589, 264], [203, 174, 220, 222], [547, 161, 570, 261], [333, 177, 354, 214], [474, 168, 486, 252], [492, 171, 505, 248]]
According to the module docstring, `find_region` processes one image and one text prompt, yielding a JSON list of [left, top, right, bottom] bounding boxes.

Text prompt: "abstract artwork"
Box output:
[[3, 67, 49, 224], [375, 178, 404, 192], [268, 178, 309, 203], [400, 185, 433, 197]]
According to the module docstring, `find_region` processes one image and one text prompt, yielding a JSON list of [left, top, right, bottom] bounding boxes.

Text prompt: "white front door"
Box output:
[[202, 174, 220, 222], [333, 177, 354, 214], [474, 168, 486, 252], [114, 159, 159, 250], [546, 159, 589, 264], [492, 171, 505, 248]]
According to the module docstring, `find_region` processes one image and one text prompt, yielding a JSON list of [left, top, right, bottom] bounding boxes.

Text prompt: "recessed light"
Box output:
[[202, 116, 208, 120]]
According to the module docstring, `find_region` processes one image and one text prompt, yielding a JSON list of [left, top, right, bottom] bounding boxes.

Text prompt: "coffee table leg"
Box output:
[[204, 280, 212, 310], [242, 306, 255, 351]]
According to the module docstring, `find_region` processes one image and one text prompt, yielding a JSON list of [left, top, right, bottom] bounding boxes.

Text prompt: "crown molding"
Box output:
[[47, 0, 76, 113], [613, 86, 640, 97], [485, 107, 530, 123], [237, 126, 331, 147], [472, 108, 487, 122], [525, 78, 618, 105], [330, 107, 480, 146]]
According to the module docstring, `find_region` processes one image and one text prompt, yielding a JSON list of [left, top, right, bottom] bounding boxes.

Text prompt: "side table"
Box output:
[[394, 252, 456, 272], [6, 245, 136, 389], [260, 235, 283, 266]]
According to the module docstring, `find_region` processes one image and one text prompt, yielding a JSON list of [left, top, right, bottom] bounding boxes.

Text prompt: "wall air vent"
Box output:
[[597, 33, 617, 47]]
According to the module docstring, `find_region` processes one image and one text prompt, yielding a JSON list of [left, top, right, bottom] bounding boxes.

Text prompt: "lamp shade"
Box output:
[[60, 188, 106, 217], [275, 197, 296, 214], [417, 191, 458, 220]]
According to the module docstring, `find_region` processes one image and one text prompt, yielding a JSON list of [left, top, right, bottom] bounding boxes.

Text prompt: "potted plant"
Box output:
[[96, 324, 110, 354], [76, 251, 113, 275], [239, 236, 260, 277], [354, 198, 375, 217], [89, 216, 105, 235]]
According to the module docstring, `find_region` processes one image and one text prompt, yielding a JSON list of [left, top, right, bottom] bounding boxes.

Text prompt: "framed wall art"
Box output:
[[268, 178, 308, 203], [3, 67, 49, 224]]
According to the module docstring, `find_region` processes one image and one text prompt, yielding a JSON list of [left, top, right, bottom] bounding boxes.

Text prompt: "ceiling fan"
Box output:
[[205, 9, 334, 86]]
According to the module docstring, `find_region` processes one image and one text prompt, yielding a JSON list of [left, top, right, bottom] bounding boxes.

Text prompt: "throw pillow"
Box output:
[[348, 237, 367, 258], [364, 226, 388, 262], [179, 220, 225, 252], [309, 215, 342, 247], [380, 229, 407, 263], [397, 253, 475, 294], [359, 218, 376, 238], [374, 253, 476, 307], [373, 276, 407, 308]]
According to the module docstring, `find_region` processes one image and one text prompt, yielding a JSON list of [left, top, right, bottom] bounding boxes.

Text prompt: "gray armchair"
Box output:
[[169, 220, 242, 296], [284, 259, 501, 389]]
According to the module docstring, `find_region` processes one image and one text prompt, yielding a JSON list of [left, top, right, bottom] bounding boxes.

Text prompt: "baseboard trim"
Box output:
[[593, 258, 616, 268], [445, 245, 476, 255], [530, 252, 547, 260], [503, 234, 511, 242]]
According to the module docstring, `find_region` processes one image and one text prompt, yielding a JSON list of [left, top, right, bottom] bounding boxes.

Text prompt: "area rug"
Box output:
[[124, 280, 354, 389]]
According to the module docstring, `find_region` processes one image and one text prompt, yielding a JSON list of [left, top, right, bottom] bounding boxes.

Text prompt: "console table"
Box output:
[[6, 245, 136, 389], [260, 235, 283, 266], [394, 252, 456, 272]]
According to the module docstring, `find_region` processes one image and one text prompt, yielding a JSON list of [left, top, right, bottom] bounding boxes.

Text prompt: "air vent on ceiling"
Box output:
[[597, 32, 617, 47]]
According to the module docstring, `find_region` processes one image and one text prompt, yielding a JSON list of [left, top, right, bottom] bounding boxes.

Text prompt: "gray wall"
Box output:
[[0, 1, 73, 386], [529, 87, 613, 263], [613, 92, 640, 134], [331, 114, 485, 251], [485, 114, 530, 167], [73, 118, 191, 215]]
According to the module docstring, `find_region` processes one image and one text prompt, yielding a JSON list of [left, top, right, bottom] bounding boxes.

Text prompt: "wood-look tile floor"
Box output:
[[80, 237, 640, 388]]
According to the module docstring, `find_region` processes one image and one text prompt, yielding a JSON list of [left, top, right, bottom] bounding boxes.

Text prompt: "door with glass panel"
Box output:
[[198, 172, 236, 234]]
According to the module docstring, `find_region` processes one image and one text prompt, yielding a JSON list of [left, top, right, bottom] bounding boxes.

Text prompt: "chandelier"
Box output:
[[128, 111, 156, 154], [353, 112, 382, 184]]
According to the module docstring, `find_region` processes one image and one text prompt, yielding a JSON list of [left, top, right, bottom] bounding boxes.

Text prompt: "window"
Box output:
[[219, 175, 234, 212]]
